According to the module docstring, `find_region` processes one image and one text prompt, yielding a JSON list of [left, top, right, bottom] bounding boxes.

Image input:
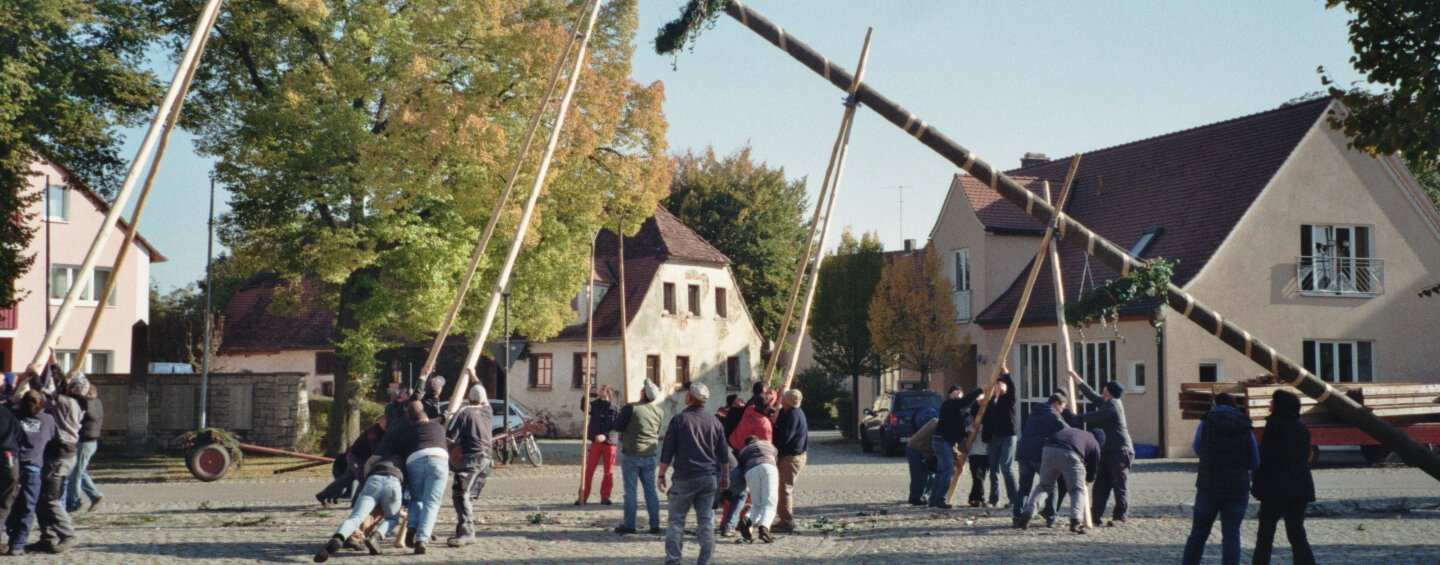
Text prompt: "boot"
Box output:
[[758, 526, 773, 544], [737, 516, 754, 542], [313, 535, 343, 563], [402, 527, 416, 549], [413, 541, 428, 555]]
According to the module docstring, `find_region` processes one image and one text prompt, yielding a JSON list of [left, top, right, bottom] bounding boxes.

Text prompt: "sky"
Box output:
[[120, 0, 1368, 291]]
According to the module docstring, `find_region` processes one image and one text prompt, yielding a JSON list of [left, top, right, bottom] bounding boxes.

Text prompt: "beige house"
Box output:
[[926, 98, 1440, 457], [2, 156, 164, 375], [510, 206, 765, 436]]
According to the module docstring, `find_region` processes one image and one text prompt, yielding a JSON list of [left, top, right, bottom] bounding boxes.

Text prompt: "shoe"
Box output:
[[1069, 518, 1083, 534], [649, 527, 664, 535], [1108, 519, 1126, 527], [403, 528, 416, 549], [1044, 518, 1056, 528], [718, 526, 735, 538], [89, 497, 103, 513], [600, 499, 613, 505], [1016, 513, 1032, 530], [574, 498, 584, 506], [1075, 525, 1089, 535], [613, 526, 638, 535], [314, 535, 343, 563], [968, 500, 982, 508], [23, 542, 51, 554], [908, 499, 925, 506], [3, 548, 21, 556], [929, 502, 953, 510], [315, 494, 330, 508], [737, 517, 753, 542], [363, 533, 383, 555], [758, 526, 773, 544], [447, 535, 474, 547], [47, 540, 73, 555], [413, 541, 427, 555], [342, 537, 363, 551]]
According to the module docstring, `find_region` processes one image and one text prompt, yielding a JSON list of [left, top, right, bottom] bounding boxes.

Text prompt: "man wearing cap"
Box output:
[[771, 388, 808, 533], [1068, 370, 1135, 526], [659, 383, 730, 565], [420, 375, 446, 420], [446, 368, 493, 547], [1016, 427, 1105, 534], [613, 380, 664, 535]]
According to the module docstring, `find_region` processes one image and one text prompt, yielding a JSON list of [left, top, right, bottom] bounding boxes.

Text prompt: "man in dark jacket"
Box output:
[[446, 374, 493, 547], [981, 368, 1019, 509], [1069, 371, 1135, 525], [66, 386, 102, 513], [0, 394, 22, 540], [659, 383, 730, 565], [771, 389, 808, 533], [1014, 392, 1078, 526], [317, 419, 385, 507], [420, 375, 445, 420], [931, 385, 984, 509], [578, 386, 619, 505], [1251, 390, 1315, 565], [1017, 427, 1104, 534], [7, 390, 55, 556], [1181, 393, 1259, 565]]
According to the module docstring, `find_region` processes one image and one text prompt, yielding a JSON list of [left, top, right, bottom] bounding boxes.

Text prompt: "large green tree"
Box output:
[[0, 0, 160, 306], [664, 146, 808, 339], [869, 248, 967, 390], [156, 0, 671, 452], [809, 228, 884, 437]]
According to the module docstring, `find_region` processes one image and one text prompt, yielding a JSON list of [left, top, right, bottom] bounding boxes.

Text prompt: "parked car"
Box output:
[[860, 390, 943, 456], [490, 399, 532, 437]]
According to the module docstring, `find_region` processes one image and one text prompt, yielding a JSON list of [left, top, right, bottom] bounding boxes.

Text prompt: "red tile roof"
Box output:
[[972, 98, 1333, 327], [218, 274, 335, 353]]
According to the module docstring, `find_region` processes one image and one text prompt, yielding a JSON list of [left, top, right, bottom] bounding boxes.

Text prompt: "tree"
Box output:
[[155, 0, 672, 453], [868, 247, 968, 389], [793, 366, 845, 431], [809, 228, 884, 437], [0, 0, 160, 305], [664, 146, 808, 339], [148, 254, 253, 367]]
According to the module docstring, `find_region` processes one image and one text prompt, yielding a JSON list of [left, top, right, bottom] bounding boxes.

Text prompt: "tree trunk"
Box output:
[[325, 268, 376, 456]]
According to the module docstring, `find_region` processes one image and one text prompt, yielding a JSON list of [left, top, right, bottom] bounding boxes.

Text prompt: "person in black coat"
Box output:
[[1250, 390, 1315, 565], [930, 386, 984, 509]]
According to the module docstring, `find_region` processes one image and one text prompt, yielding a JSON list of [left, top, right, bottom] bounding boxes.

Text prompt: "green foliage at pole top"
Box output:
[[0, 0, 162, 306], [654, 0, 731, 56], [1063, 257, 1175, 330]]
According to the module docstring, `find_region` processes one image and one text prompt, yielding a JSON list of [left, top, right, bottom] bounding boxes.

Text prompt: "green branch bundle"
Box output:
[[655, 0, 732, 56], [1064, 258, 1174, 329]]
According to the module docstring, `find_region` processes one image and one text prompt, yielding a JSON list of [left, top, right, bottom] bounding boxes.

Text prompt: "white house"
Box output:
[[216, 275, 338, 396]]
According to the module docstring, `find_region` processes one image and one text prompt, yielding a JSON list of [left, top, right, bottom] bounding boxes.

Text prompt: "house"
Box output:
[[216, 275, 339, 396], [2, 156, 165, 375], [926, 98, 1440, 457], [509, 206, 765, 436]]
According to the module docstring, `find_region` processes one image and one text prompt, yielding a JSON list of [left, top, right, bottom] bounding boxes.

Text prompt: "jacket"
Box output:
[[981, 374, 1019, 441], [936, 389, 984, 444], [1017, 402, 1079, 464], [660, 406, 730, 481], [614, 401, 663, 456], [78, 396, 103, 442], [729, 404, 774, 452], [1251, 412, 1315, 504], [1193, 405, 1259, 494], [774, 406, 808, 456], [585, 399, 618, 445], [1047, 427, 1103, 483], [1076, 381, 1134, 454]]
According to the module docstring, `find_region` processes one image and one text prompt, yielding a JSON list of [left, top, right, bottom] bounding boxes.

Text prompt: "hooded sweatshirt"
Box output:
[[1193, 404, 1260, 494]]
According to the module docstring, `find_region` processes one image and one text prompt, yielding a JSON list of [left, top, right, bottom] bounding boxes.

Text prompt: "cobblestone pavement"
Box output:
[[28, 432, 1440, 564]]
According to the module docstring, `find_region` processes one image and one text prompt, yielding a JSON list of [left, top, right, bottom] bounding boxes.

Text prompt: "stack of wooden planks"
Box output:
[[1181, 381, 1440, 424]]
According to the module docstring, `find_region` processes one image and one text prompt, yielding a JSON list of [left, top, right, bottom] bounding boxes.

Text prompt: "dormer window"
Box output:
[[1129, 228, 1161, 258]]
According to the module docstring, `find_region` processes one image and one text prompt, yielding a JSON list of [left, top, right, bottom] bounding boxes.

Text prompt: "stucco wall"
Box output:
[[216, 349, 334, 396]]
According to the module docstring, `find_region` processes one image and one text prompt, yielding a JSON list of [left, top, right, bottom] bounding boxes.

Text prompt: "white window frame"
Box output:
[[45, 184, 70, 222], [56, 350, 112, 374], [49, 265, 116, 307], [1072, 340, 1117, 407], [1303, 339, 1374, 383], [1128, 360, 1147, 394]]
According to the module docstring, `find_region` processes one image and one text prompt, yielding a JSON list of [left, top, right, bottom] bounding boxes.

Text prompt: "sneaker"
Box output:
[[770, 523, 795, 534], [613, 526, 638, 535], [447, 535, 474, 547], [648, 527, 664, 535], [758, 526, 773, 544], [1074, 525, 1089, 535], [1107, 519, 1126, 527], [23, 542, 51, 554], [363, 533, 383, 555], [88, 497, 103, 513], [574, 498, 584, 506], [600, 499, 613, 505], [47, 540, 73, 555], [314, 494, 330, 508], [1068, 518, 1082, 534], [1044, 518, 1056, 528], [908, 499, 926, 506], [1016, 513, 1032, 530], [718, 526, 736, 538], [413, 541, 427, 555], [969, 500, 983, 508], [314, 535, 343, 563], [737, 517, 754, 542], [3, 548, 21, 556]]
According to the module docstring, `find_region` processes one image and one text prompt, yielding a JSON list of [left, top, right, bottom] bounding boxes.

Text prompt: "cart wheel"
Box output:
[[523, 435, 543, 468], [1307, 445, 1319, 464], [1360, 445, 1391, 464], [187, 444, 232, 482]]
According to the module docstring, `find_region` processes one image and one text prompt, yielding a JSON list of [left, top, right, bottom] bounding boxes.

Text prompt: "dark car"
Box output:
[[860, 390, 943, 456]]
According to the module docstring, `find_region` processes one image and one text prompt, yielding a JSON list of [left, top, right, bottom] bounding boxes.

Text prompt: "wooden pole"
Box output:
[[780, 29, 873, 391], [1043, 155, 1090, 526], [617, 215, 632, 403], [946, 159, 1079, 505], [28, 0, 226, 377], [417, 0, 589, 378], [449, 0, 604, 417], [577, 231, 597, 504], [716, 0, 1440, 480]]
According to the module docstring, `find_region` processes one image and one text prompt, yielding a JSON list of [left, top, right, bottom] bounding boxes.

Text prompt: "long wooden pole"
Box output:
[[717, 0, 1440, 480], [28, 0, 226, 377], [577, 231, 597, 504], [945, 159, 1079, 505], [448, 0, 605, 417], [1043, 160, 1090, 527], [780, 29, 873, 391], [417, 0, 590, 378], [617, 215, 632, 403]]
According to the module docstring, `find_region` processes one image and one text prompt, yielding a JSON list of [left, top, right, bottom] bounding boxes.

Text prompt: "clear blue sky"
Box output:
[[122, 0, 1366, 291]]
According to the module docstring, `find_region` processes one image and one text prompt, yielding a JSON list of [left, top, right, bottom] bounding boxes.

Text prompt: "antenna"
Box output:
[[885, 185, 909, 243]]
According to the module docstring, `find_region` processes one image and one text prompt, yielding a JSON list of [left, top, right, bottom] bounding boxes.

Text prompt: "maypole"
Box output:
[[617, 215, 632, 403], [695, 0, 1440, 480], [577, 231, 597, 504]]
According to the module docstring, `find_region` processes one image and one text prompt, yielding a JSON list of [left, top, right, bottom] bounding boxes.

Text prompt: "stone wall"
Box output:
[[90, 372, 309, 452]]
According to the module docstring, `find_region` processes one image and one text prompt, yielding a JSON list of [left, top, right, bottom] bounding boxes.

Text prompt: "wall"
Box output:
[[216, 349, 334, 396], [90, 372, 309, 451]]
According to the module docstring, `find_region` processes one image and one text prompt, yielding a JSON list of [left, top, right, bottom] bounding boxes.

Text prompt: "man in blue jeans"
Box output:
[[401, 401, 449, 554], [1014, 392, 1078, 526], [313, 457, 406, 562], [613, 381, 664, 534], [982, 371, 1019, 509], [658, 383, 730, 565], [931, 385, 983, 509], [1182, 393, 1259, 565]]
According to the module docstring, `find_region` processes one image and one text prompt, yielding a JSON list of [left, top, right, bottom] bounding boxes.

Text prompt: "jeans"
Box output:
[[721, 465, 748, 529], [929, 438, 957, 507], [66, 441, 102, 512], [1017, 458, 1058, 521], [1253, 500, 1314, 565], [38, 443, 77, 544], [904, 447, 933, 504], [775, 452, 805, 529], [986, 435, 1018, 507], [743, 464, 779, 528], [5, 464, 41, 551], [1181, 488, 1250, 565], [967, 454, 988, 504], [451, 456, 492, 538], [1022, 447, 1088, 523], [1092, 449, 1134, 522], [335, 475, 403, 540], [621, 453, 660, 530], [582, 442, 616, 502], [404, 456, 449, 543], [665, 475, 717, 565]]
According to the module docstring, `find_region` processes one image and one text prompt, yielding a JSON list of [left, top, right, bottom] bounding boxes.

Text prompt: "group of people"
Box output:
[[0, 360, 105, 555], [906, 364, 1134, 534], [312, 368, 492, 562]]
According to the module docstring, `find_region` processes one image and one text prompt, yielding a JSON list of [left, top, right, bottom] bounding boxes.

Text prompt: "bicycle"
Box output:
[[494, 422, 544, 468]]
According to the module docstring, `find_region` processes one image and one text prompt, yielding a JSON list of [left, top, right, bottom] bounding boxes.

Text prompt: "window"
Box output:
[[646, 355, 661, 385], [315, 351, 338, 374], [572, 352, 597, 389], [726, 356, 741, 388], [715, 288, 728, 319], [45, 184, 69, 221], [1017, 343, 1057, 418], [1199, 362, 1220, 383], [56, 351, 79, 374], [50, 266, 74, 300], [1303, 340, 1373, 383], [1128, 361, 1147, 394], [1299, 224, 1380, 295], [321, 381, 335, 396], [49, 266, 115, 305], [91, 268, 117, 306], [88, 351, 112, 374], [687, 285, 701, 316], [953, 249, 972, 322], [528, 354, 553, 389], [663, 283, 676, 314], [676, 356, 691, 385], [56, 351, 110, 374], [1073, 340, 1117, 402], [1129, 228, 1161, 258]]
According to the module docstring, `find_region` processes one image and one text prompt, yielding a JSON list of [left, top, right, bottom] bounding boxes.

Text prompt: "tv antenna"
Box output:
[[885, 185, 909, 243]]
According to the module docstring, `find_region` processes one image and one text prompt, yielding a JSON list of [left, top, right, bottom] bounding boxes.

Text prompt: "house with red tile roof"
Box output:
[[216, 274, 340, 395], [926, 98, 1440, 457]]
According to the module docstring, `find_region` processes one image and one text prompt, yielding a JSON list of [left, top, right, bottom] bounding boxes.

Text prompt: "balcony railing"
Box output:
[[1297, 256, 1384, 296], [953, 289, 972, 322], [0, 305, 14, 330]]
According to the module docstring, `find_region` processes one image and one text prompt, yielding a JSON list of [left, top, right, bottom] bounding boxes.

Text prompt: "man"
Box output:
[[446, 370, 493, 547], [1014, 392, 1078, 527], [1181, 393, 1258, 565], [6, 390, 54, 556], [32, 373, 83, 553], [67, 383, 102, 513], [313, 443, 407, 562], [905, 415, 941, 505], [1016, 427, 1104, 535], [717, 394, 742, 431], [965, 403, 987, 507], [578, 386, 618, 506], [659, 383, 730, 565], [931, 385, 984, 509], [613, 380, 663, 535], [735, 435, 779, 543], [0, 389, 20, 529], [318, 419, 385, 507], [420, 375, 445, 420], [771, 389, 808, 534], [982, 368, 1019, 510], [1069, 370, 1134, 526], [401, 400, 448, 554]]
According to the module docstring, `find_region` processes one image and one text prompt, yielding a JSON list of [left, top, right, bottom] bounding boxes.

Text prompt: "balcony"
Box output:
[[953, 289, 972, 322], [0, 305, 13, 330], [1297, 256, 1384, 296]]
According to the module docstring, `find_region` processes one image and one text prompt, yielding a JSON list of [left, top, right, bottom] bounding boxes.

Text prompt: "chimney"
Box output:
[[1020, 151, 1048, 168], [903, 239, 916, 254]]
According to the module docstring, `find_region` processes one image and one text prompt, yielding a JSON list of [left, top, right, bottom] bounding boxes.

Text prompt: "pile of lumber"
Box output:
[[1180, 381, 1440, 424]]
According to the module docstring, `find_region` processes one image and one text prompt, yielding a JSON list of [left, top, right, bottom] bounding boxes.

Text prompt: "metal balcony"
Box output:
[[1296, 256, 1384, 296]]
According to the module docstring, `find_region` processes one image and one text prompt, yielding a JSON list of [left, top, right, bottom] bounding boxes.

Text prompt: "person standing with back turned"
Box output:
[[659, 383, 730, 565], [1068, 370, 1134, 526], [1251, 389, 1315, 565], [613, 380, 664, 535], [1182, 392, 1259, 565]]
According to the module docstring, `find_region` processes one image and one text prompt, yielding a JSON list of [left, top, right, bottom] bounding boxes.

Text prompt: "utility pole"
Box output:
[[200, 176, 216, 429]]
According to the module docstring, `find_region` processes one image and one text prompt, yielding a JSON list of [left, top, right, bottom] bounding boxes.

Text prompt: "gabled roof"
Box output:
[[957, 175, 1055, 235], [39, 155, 168, 262], [973, 98, 1332, 326], [219, 274, 335, 353]]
